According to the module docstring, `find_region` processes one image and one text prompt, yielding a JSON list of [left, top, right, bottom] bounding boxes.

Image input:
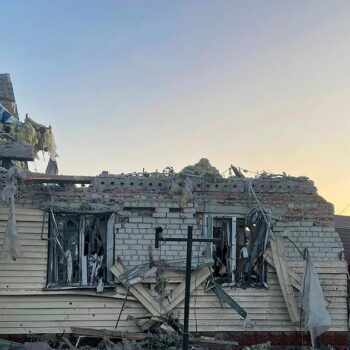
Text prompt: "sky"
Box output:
[[1, 1, 350, 214]]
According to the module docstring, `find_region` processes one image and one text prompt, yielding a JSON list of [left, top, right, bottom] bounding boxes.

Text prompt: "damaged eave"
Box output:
[[24, 173, 94, 185], [0, 141, 34, 161]]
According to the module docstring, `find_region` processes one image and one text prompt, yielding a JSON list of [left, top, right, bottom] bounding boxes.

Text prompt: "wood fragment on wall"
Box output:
[[110, 262, 167, 316], [164, 267, 210, 313], [271, 237, 299, 323], [265, 250, 302, 291]]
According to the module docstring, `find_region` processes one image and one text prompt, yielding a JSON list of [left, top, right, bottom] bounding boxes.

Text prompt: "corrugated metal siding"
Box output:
[[0, 208, 347, 334]]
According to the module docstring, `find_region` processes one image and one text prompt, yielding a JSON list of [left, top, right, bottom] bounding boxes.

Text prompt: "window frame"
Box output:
[[205, 214, 237, 283], [46, 210, 115, 290]]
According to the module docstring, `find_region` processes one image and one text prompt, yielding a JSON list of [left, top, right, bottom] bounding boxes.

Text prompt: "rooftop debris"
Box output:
[[230, 164, 245, 177], [0, 114, 58, 171], [169, 176, 193, 206], [181, 158, 222, 179], [10, 115, 56, 157]]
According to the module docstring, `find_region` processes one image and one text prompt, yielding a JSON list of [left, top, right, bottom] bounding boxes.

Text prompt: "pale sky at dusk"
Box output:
[[1, 1, 350, 214]]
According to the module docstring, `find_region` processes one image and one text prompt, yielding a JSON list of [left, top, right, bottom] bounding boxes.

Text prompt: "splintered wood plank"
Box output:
[[264, 251, 302, 291], [24, 173, 93, 184], [110, 263, 210, 317], [270, 237, 299, 323], [110, 263, 166, 316], [0, 142, 34, 161], [164, 267, 210, 313], [71, 327, 150, 341]]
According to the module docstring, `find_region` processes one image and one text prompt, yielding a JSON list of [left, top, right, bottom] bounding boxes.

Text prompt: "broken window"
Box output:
[[47, 212, 114, 289], [205, 208, 270, 287]]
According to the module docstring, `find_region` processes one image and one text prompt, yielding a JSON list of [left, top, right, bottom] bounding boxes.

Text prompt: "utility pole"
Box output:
[[155, 226, 220, 350]]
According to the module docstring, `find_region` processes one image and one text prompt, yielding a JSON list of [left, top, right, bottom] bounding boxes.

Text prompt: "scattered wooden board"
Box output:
[[71, 327, 151, 341], [136, 317, 160, 331]]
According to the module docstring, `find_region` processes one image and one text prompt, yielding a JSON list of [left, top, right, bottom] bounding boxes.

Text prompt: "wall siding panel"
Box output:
[[0, 207, 347, 335]]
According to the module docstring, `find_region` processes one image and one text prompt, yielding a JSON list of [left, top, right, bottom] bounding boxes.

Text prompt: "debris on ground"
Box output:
[[243, 342, 271, 350]]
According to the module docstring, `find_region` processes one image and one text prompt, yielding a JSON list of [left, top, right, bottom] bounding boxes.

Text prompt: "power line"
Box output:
[[339, 203, 350, 215]]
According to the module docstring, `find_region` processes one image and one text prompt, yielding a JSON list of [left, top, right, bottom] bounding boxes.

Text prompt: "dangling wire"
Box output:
[[248, 180, 275, 240]]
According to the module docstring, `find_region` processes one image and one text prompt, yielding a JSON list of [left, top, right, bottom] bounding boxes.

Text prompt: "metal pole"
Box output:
[[154, 225, 220, 349], [182, 226, 193, 350]]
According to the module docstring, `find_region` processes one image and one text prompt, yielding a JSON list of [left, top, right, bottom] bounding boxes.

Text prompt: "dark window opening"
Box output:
[[212, 218, 231, 280], [47, 212, 114, 289], [206, 211, 269, 288], [206, 216, 235, 284]]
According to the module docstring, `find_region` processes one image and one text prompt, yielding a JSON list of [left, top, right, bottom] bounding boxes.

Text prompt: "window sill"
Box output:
[[44, 285, 115, 291]]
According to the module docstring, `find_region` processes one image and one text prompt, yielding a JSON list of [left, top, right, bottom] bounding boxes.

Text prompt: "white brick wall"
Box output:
[[114, 204, 202, 268], [115, 204, 344, 269], [273, 221, 344, 261]]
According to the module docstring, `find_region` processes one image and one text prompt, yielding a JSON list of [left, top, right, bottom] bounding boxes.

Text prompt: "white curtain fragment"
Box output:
[[66, 250, 72, 283], [1, 167, 25, 259], [301, 260, 331, 348]]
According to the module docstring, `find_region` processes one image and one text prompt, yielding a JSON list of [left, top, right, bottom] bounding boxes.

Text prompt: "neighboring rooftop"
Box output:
[[335, 215, 350, 260]]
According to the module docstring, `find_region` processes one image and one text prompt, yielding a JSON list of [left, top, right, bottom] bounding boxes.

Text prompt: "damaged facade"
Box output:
[[0, 162, 347, 348]]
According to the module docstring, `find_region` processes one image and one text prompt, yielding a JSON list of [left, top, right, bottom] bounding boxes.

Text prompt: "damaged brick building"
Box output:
[[0, 158, 347, 349]]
